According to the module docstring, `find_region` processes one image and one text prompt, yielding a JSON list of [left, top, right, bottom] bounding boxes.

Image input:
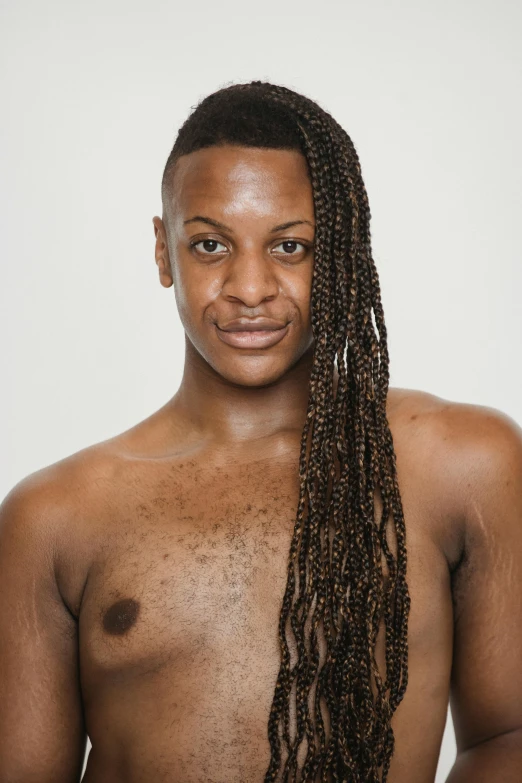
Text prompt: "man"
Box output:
[[0, 81, 521, 783]]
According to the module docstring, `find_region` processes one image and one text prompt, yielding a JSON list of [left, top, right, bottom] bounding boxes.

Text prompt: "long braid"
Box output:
[[161, 80, 411, 782]]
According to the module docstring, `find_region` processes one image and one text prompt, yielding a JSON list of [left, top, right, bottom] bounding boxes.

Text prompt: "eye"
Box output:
[[191, 239, 227, 254], [272, 240, 307, 256]]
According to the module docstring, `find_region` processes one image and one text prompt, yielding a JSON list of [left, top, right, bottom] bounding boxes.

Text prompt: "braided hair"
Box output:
[[161, 81, 411, 783]]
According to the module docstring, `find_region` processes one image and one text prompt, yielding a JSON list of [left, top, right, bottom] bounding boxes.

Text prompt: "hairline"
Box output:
[[161, 142, 309, 225]]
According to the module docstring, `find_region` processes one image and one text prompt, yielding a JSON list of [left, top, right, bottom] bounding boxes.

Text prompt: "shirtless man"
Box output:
[[1, 81, 521, 783]]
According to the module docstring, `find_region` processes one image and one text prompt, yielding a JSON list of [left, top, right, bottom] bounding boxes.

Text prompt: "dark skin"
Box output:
[[1, 145, 521, 782]]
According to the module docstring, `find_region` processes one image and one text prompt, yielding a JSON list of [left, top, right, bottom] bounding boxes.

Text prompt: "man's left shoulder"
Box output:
[[389, 385, 522, 510], [389, 385, 521, 449]]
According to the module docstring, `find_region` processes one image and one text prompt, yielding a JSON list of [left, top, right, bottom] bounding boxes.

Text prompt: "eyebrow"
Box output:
[[183, 216, 314, 233]]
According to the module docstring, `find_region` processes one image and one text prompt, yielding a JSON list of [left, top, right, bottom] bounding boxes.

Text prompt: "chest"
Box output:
[[73, 457, 455, 781], [77, 462, 298, 686], [76, 458, 452, 685]]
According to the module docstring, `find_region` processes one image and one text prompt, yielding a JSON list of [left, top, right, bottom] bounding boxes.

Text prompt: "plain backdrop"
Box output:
[[1, 0, 521, 779]]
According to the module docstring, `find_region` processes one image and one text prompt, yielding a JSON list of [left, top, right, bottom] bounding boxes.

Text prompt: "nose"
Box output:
[[220, 247, 279, 307]]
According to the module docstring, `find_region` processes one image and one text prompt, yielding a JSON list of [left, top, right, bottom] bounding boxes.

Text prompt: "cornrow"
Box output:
[[162, 81, 411, 782]]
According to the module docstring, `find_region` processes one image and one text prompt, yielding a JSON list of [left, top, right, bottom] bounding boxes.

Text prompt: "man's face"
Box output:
[[153, 145, 315, 387]]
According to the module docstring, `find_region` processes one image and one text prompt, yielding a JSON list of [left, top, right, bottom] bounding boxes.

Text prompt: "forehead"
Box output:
[[165, 145, 313, 223]]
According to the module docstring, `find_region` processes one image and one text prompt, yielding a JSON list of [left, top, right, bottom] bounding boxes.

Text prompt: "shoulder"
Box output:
[[388, 385, 522, 545], [0, 399, 184, 545], [0, 395, 181, 547], [388, 384, 521, 454], [0, 439, 127, 568], [388, 385, 476, 444], [391, 385, 522, 478]]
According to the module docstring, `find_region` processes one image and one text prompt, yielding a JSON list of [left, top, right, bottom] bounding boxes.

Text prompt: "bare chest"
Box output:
[[74, 456, 454, 781], [81, 463, 297, 685]]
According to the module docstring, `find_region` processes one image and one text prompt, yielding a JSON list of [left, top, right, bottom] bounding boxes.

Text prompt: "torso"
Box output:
[[55, 387, 463, 782]]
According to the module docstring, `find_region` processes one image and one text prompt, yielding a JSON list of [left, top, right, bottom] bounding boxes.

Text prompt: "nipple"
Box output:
[[102, 597, 141, 635]]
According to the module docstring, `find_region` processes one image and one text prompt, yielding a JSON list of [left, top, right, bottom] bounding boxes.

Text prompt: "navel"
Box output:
[[102, 597, 141, 635]]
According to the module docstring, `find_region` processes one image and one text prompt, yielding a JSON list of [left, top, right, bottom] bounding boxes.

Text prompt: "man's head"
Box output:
[[154, 143, 315, 387], [152, 82, 410, 782], [153, 83, 331, 388]]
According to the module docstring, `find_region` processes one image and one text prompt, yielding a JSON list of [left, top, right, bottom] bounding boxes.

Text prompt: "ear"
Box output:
[[152, 216, 173, 288]]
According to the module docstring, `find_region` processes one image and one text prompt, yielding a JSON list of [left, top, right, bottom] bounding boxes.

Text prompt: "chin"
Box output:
[[214, 360, 293, 389]]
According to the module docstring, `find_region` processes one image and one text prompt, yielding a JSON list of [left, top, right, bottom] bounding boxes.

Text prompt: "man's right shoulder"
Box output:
[[0, 440, 123, 543], [0, 440, 133, 620], [0, 400, 186, 542]]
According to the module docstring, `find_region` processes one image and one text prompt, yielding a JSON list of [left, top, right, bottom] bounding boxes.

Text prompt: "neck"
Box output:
[[169, 335, 330, 448]]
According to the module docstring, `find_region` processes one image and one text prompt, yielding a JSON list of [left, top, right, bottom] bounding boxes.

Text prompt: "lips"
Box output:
[[215, 318, 290, 349]]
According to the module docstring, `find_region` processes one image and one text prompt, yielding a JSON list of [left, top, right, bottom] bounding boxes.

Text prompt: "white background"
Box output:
[[1, 0, 521, 779]]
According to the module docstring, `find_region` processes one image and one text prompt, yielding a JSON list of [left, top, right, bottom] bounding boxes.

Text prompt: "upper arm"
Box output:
[[0, 473, 86, 781], [448, 404, 522, 752]]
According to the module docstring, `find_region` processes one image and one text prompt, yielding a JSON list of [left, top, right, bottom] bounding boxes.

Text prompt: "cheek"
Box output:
[[283, 271, 313, 324], [172, 260, 221, 329]]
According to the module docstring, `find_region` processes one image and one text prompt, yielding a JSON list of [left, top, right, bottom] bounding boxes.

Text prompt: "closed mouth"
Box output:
[[215, 322, 290, 348]]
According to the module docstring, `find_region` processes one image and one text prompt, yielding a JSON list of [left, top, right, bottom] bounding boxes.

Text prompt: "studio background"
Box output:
[[1, 0, 521, 779]]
